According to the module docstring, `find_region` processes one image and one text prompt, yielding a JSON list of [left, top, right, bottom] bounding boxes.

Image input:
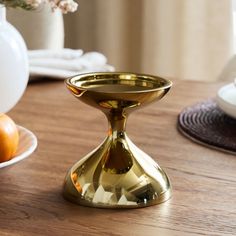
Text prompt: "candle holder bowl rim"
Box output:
[[65, 72, 172, 94]]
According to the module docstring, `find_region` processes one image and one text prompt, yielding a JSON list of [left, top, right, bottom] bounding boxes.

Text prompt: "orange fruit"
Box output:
[[0, 114, 19, 163]]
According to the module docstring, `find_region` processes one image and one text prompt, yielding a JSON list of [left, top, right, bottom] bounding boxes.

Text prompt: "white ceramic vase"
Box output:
[[7, 5, 64, 50], [0, 5, 29, 113]]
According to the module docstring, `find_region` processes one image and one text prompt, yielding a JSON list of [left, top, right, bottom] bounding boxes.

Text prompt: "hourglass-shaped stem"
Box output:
[[106, 109, 127, 137], [101, 109, 134, 174]]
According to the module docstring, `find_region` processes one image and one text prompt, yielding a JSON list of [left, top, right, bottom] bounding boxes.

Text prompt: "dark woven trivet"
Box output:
[[177, 100, 236, 154]]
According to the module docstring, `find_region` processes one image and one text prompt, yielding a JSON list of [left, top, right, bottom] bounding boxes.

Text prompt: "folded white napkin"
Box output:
[[29, 49, 115, 79], [28, 48, 83, 60]]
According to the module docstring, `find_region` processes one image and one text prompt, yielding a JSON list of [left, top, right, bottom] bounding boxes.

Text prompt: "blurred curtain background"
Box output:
[[8, 0, 234, 81]]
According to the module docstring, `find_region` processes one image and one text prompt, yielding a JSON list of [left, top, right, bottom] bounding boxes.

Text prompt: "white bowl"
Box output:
[[216, 83, 236, 119], [0, 125, 37, 168]]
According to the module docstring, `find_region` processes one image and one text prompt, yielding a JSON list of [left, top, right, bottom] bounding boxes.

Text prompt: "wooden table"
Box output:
[[0, 79, 235, 236]]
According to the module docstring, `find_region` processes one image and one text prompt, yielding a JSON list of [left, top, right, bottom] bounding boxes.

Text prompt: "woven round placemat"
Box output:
[[177, 100, 236, 154]]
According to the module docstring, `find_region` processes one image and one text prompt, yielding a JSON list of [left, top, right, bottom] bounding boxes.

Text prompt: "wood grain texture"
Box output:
[[0, 79, 235, 236]]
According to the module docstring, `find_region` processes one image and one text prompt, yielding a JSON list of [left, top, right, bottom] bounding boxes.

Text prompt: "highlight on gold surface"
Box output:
[[63, 72, 172, 208]]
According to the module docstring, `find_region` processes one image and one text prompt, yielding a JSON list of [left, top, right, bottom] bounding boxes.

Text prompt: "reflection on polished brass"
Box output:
[[64, 72, 172, 208]]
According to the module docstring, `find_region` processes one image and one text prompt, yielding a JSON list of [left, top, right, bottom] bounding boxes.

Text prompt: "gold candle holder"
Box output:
[[64, 72, 172, 208]]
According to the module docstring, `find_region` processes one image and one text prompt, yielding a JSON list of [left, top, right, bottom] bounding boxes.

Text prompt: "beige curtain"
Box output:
[[64, 0, 234, 81], [7, 0, 234, 81]]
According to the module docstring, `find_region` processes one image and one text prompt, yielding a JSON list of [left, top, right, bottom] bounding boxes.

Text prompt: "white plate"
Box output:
[[0, 125, 37, 168], [216, 83, 236, 119]]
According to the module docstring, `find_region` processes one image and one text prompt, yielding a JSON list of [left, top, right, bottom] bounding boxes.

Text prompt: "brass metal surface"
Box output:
[[64, 72, 172, 208]]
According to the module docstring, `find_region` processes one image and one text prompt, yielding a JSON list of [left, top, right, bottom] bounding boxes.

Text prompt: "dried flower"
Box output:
[[0, 0, 78, 13], [25, 0, 43, 8], [57, 0, 78, 13], [49, 0, 78, 13]]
